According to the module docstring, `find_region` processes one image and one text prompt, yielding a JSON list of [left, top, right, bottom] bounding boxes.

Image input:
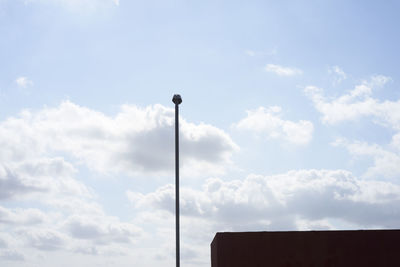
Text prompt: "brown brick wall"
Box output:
[[211, 230, 400, 267]]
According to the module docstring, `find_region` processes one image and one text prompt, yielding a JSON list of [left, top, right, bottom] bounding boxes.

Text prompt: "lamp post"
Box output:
[[172, 94, 182, 267]]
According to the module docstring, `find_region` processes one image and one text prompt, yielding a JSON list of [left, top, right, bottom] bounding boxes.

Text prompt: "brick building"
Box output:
[[211, 230, 400, 267]]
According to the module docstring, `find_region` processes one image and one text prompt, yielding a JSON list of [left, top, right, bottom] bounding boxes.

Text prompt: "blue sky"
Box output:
[[1, 0, 400, 266]]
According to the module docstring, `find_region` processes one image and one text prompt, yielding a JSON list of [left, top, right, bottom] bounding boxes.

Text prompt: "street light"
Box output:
[[172, 94, 182, 267]]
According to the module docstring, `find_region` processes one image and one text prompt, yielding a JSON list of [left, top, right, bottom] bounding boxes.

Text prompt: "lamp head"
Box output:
[[172, 94, 182, 105]]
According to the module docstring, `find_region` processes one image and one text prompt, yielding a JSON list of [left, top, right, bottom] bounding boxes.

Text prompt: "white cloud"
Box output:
[[0, 239, 6, 249], [19, 228, 68, 251], [0, 197, 144, 256], [0, 157, 90, 200], [0, 101, 238, 176], [0, 100, 238, 265], [244, 50, 256, 57], [265, 64, 302, 76], [368, 75, 392, 88], [391, 132, 400, 151], [305, 75, 398, 127], [306, 74, 400, 182], [0, 206, 47, 225], [128, 169, 400, 230], [245, 48, 277, 57], [0, 100, 154, 260], [15, 76, 33, 88], [0, 250, 24, 261], [234, 106, 313, 145], [333, 139, 400, 179], [64, 215, 142, 245], [295, 218, 334, 231], [329, 65, 347, 84], [0, 165, 45, 200]]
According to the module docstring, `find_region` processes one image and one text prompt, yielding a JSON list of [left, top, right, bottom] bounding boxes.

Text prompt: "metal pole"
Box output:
[[172, 94, 182, 267]]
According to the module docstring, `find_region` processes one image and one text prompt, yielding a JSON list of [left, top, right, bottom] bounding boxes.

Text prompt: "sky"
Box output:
[[1, 0, 400, 266]]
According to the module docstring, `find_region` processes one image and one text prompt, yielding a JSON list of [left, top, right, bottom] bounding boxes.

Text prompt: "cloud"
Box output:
[[0, 165, 46, 200], [234, 106, 313, 145], [244, 50, 256, 57], [0, 250, 24, 261], [0, 101, 237, 176], [0, 111, 147, 255], [369, 75, 392, 88], [391, 132, 400, 151], [72, 245, 99, 255], [245, 49, 277, 57], [265, 64, 302, 76], [1, 203, 143, 255], [15, 76, 33, 88], [0, 100, 238, 265], [305, 75, 398, 127], [306, 73, 400, 182], [333, 139, 400, 179], [0, 237, 7, 248], [20, 228, 67, 251], [329, 66, 347, 84], [128, 169, 400, 230], [0, 206, 47, 225], [0, 157, 89, 200], [64, 215, 142, 245]]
